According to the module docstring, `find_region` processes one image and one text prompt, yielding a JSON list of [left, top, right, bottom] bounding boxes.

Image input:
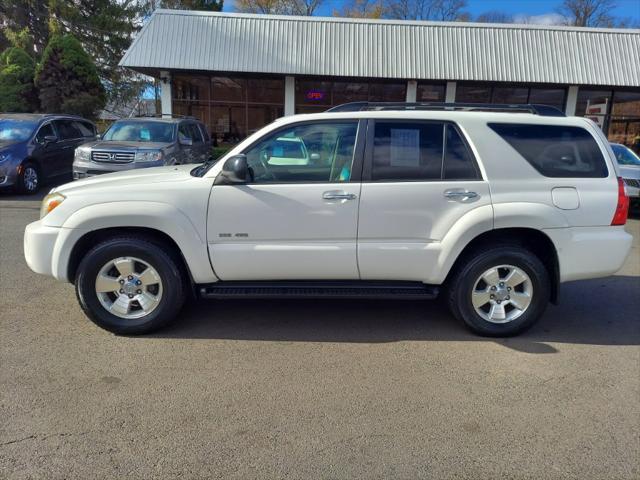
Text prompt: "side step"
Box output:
[[199, 281, 439, 300]]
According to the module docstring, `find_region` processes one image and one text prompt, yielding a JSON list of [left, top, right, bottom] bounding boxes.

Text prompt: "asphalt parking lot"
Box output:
[[1, 190, 639, 480]]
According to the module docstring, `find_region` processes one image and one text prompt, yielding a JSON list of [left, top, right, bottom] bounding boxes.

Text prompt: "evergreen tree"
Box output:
[[35, 34, 106, 118], [0, 46, 39, 112]]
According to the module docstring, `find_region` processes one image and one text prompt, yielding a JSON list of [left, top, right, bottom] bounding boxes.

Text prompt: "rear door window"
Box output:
[[371, 122, 443, 181], [54, 120, 83, 140], [488, 123, 608, 178], [370, 121, 480, 181], [73, 121, 95, 138]]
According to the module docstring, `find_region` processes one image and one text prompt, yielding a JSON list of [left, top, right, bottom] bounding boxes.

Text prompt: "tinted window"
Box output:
[[489, 123, 608, 178], [444, 125, 479, 180], [103, 121, 175, 143], [54, 120, 83, 140], [245, 122, 358, 183], [35, 123, 55, 143], [372, 122, 443, 181], [178, 124, 192, 142], [188, 123, 203, 143], [73, 121, 95, 137]]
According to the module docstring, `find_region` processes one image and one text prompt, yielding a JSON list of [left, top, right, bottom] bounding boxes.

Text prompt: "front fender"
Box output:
[[52, 201, 216, 283]]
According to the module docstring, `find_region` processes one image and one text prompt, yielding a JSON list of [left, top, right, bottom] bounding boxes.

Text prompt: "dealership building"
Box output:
[[120, 9, 640, 146]]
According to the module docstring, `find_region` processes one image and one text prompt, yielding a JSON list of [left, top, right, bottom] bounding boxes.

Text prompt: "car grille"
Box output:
[[623, 178, 640, 188], [91, 151, 135, 163]]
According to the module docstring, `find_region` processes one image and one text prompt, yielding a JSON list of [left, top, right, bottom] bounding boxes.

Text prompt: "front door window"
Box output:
[[244, 122, 359, 183]]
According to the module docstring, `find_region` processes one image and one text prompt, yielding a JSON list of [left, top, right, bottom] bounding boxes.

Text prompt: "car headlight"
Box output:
[[135, 150, 163, 162], [0, 152, 11, 163], [40, 193, 66, 219], [75, 149, 90, 162]]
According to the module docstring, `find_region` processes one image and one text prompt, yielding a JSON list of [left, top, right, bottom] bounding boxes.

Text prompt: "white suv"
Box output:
[[24, 103, 633, 337]]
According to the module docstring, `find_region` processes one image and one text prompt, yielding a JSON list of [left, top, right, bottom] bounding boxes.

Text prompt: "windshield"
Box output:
[[611, 144, 640, 166], [0, 119, 37, 142], [102, 121, 175, 143]]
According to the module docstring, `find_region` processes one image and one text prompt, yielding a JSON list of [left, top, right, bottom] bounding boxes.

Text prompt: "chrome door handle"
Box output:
[[444, 189, 479, 201], [323, 191, 357, 200]]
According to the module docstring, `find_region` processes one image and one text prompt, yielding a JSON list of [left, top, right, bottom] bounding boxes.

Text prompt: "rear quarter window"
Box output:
[[488, 123, 608, 178]]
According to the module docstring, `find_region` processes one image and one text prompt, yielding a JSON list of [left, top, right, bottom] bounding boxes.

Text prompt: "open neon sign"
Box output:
[[306, 90, 325, 101]]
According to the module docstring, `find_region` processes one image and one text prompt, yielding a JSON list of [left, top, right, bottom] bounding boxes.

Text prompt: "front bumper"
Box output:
[[24, 221, 60, 277], [73, 159, 165, 179], [0, 161, 18, 187]]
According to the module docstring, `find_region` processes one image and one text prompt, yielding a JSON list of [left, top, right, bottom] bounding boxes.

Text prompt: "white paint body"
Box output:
[[24, 110, 632, 288]]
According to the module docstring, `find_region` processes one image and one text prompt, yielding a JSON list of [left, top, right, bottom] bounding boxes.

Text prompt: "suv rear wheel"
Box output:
[[75, 236, 185, 334], [447, 246, 550, 337]]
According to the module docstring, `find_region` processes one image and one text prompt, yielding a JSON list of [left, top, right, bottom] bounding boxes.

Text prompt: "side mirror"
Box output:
[[43, 135, 57, 144], [96, 133, 102, 140], [216, 154, 249, 184], [310, 152, 320, 162], [179, 136, 193, 147]]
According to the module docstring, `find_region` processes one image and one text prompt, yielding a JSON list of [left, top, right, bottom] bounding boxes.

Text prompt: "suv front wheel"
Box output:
[[447, 246, 550, 337], [75, 236, 185, 334]]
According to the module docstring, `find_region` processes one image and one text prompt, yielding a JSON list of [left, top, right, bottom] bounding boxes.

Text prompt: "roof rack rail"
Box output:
[[133, 113, 196, 119], [326, 102, 566, 117]]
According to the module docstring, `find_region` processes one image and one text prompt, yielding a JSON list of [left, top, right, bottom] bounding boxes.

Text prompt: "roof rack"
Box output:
[[326, 102, 566, 117], [133, 113, 196, 119]]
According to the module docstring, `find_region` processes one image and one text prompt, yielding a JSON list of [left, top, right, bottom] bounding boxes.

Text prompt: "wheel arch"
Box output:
[[67, 227, 194, 292], [444, 228, 560, 304]]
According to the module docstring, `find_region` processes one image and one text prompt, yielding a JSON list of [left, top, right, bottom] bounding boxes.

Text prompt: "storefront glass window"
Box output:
[[609, 90, 640, 148], [295, 78, 406, 113], [576, 89, 612, 130], [172, 74, 284, 147], [416, 83, 446, 102], [528, 88, 566, 111], [491, 87, 529, 104], [456, 83, 493, 103]]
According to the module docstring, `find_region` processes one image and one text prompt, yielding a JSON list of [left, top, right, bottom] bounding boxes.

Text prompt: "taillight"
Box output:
[[611, 177, 629, 226]]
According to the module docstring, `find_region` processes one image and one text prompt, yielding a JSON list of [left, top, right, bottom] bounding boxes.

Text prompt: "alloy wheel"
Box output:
[[471, 264, 533, 324]]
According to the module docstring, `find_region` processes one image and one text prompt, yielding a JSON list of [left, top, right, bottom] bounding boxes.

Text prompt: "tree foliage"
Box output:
[[35, 34, 106, 118], [0, 47, 39, 112], [141, 0, 224, 14], [334, 0, 384, 18]]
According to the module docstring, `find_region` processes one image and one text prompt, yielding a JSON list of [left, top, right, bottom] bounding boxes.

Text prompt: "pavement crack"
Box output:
[[1, 435, 37, 446]]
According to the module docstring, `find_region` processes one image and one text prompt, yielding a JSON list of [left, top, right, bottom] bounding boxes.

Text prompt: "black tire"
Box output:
[[447, 246, 550, 337], [75, 236, 186, 335], [18, 162, 41, 194]]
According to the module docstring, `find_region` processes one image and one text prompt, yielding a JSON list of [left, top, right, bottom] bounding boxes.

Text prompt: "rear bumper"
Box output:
[[543, 226, 633, 282]]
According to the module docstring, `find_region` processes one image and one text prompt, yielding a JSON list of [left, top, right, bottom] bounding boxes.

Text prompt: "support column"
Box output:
[[445, 81, 457, 103], [284, 76, 295, 116], [565, 86, 579, 116], [159, 71, 172, 117], [406, 80, 417, 102]]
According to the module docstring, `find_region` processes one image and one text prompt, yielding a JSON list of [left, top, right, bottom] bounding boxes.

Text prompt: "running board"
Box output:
[[198, 281, 439, 300]]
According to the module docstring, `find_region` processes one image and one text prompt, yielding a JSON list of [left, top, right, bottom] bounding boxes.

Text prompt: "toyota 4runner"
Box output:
[[24, 103, 633, 337]]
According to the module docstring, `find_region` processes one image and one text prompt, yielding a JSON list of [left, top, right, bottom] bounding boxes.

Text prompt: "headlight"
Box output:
[[75, 149, 90, 162], [40, 193, 66, 219], [135, 150, 163, 162], [0, 152, 11, 163]]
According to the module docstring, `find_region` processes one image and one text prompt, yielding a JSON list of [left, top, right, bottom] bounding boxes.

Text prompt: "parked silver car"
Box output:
[[610, 143, 640, 200], [73, 117, 211, 179]]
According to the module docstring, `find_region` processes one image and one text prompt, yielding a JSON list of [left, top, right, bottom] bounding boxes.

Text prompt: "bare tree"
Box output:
[[557, 0, 616, 27], [235, 0, 322, 15], [385, 0, 469, 21], [475, 10, 513, 24]]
